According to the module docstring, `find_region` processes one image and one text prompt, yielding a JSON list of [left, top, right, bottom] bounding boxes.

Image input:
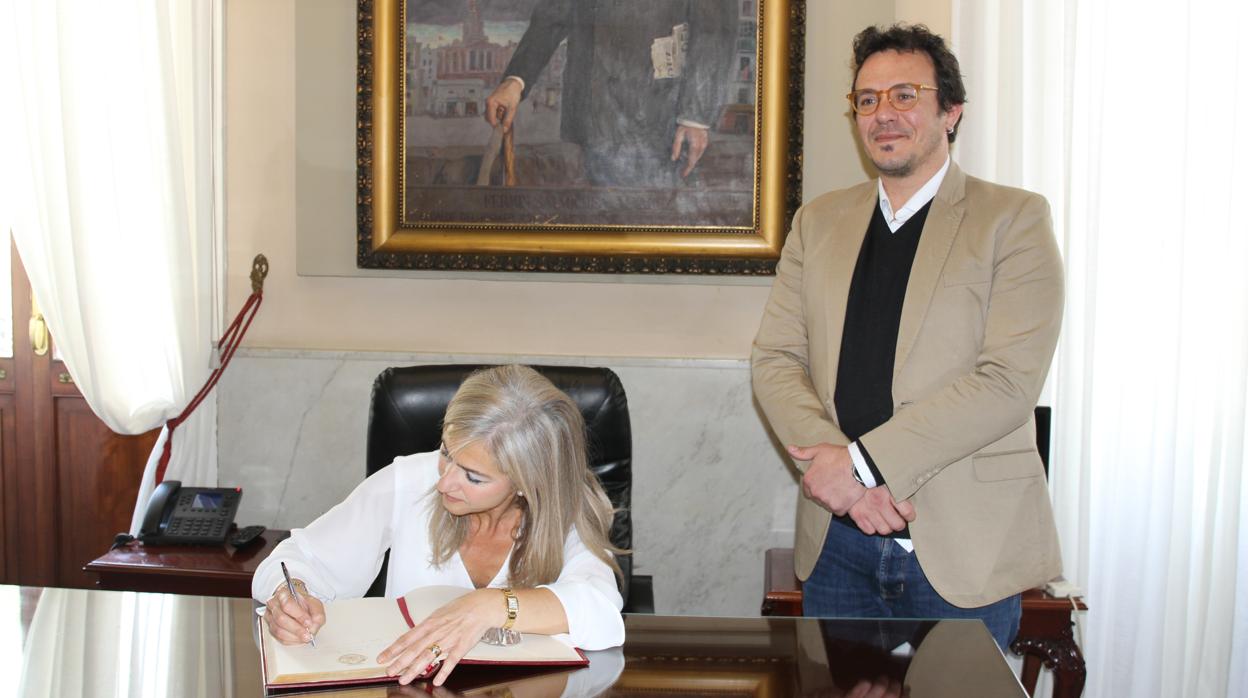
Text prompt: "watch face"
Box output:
[[502, 588, 518, 625]]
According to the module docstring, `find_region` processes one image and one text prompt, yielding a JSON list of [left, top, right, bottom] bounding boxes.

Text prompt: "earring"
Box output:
[[516, 491, 525, 498], [947, 127, 954, 134]]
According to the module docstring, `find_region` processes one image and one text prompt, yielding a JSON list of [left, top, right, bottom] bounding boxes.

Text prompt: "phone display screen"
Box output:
[[192, 492, 224, 510]]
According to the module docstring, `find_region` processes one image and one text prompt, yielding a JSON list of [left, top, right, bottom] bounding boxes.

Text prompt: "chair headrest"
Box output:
[[366, 364, 631, 478], [364, 364, 636, 602]]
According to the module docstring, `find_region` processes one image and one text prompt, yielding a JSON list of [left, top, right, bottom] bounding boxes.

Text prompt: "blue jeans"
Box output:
[[802, 520, 1022, 650]]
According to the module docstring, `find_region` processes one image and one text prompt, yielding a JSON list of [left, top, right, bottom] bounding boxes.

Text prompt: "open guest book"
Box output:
[[259, 585, 588, 693]]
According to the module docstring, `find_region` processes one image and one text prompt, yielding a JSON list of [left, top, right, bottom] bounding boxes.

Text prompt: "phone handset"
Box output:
[[139, 480, 181, 540]]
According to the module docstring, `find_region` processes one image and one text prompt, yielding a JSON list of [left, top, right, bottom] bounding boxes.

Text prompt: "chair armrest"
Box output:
[[761, 548, 802, 616]]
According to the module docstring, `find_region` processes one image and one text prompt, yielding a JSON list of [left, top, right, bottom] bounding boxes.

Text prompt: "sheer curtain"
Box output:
[[954, 0, 1248, 696], [0, 0, 220, 529], [17, 589, 236, 697], [1, 3, 235, 694]]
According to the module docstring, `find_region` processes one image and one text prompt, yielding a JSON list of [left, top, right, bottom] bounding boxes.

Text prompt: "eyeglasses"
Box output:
[[846, 83, 938, 115]]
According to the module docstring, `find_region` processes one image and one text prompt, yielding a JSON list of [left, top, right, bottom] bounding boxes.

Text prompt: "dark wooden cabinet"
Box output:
[[0, 242, 158, 588]]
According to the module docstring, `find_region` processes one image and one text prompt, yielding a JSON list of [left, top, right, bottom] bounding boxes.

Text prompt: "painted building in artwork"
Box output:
[[415, 0, 517, 118], [406, 40, 437, 117], [733, 0, 757, 104], [719, 0, 757, 134], [431, 78, 489, 117]]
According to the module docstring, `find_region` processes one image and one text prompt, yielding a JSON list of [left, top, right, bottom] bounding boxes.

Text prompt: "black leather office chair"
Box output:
[[363, 364, 654, 613]]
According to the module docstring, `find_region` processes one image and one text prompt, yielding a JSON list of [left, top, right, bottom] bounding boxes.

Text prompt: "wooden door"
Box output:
[[0, 240, 158, 588]]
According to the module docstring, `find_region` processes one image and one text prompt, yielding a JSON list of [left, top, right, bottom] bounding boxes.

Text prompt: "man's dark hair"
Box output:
[[852, 24, 967, 143]]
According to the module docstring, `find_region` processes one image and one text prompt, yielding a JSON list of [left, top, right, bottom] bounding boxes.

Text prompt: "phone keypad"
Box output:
[[167, 519, 227, 536], [159, 488, 241, 545]]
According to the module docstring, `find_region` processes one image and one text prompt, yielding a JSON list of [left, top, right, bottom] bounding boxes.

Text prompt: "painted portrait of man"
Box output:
[[402, 0, 757, 229]]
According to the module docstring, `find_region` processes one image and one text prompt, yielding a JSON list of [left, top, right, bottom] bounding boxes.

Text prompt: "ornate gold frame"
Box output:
[[356, 0, 805, 274]]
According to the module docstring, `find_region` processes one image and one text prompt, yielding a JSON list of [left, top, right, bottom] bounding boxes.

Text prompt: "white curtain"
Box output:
[[18, 588, 235, 697], [0, 0, 220, 527], [954, 1, 1248, 696]]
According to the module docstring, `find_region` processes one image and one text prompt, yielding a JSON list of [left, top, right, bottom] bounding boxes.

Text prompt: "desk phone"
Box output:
[[138, 480, 242, 546]]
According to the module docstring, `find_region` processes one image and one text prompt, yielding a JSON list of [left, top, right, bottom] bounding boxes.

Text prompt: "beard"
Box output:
[[873, 152, 915, 178], [865, 127, 945, 180]]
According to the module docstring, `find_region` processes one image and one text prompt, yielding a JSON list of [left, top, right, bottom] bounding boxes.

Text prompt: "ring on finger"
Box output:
[[426, 642, 443, 659]]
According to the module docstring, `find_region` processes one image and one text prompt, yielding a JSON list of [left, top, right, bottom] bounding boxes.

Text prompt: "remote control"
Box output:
[[227, 525, 266, 549]]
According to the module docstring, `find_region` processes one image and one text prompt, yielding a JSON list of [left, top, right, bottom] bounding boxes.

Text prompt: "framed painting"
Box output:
[[357, 0, 805, 274]]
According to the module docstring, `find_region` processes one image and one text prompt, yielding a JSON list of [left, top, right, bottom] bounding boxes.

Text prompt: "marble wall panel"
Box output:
[[218, 350, 801, 616]]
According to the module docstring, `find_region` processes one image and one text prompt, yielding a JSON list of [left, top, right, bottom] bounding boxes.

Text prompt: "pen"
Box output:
[[280, 561, 318, 648]]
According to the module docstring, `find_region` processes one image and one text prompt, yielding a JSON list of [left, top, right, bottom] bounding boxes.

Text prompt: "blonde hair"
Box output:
[[427, 365, 625, 588]]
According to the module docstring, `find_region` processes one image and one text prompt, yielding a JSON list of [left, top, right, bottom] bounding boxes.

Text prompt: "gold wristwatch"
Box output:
[[500, 587, 518, 630]]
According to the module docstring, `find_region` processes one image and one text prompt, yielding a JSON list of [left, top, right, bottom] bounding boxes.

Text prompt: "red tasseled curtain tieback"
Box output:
[[154, 254, 268, 483]]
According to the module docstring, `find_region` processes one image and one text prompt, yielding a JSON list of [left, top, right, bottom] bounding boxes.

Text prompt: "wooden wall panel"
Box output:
[[0, 394, 15, 582], [54, 397, 155, 589], [1, 239, 160, 589]]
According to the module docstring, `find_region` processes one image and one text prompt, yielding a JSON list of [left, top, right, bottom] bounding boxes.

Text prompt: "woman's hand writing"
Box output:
[[263, 580, 326, 645], [377, 588, 506, 686]]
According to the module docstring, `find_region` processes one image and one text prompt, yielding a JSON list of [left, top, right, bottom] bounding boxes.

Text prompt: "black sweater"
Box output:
[[831, 200, 931, 536]]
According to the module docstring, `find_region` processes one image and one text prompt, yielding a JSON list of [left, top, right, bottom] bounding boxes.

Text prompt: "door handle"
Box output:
[[29, 295, 48, 356]]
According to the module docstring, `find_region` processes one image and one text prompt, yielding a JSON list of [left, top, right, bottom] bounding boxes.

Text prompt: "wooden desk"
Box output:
[[84, 530, 288, 598], [762, 547, 1087, 698]]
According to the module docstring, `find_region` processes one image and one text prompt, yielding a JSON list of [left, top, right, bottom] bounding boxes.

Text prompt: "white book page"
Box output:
[[263, 586, 582, 685], [265, 594, 414, 684]]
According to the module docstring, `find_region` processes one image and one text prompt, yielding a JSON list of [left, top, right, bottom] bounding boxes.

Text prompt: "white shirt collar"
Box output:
[[877, 156, 951, 232]]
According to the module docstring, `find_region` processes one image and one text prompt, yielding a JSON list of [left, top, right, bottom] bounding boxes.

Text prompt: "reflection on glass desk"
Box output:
[[0, 585, 1026, 697]]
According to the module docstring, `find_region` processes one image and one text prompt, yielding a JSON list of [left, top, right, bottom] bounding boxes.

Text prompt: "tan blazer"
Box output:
[[751, 163, 1064, 608]]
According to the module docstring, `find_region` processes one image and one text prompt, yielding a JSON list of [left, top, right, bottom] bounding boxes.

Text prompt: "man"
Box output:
[[484, 0, 735, 187], [751, 24, 1063, 650]]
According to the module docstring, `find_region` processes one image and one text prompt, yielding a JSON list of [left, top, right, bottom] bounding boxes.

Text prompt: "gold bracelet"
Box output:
[[274, 578, 309, 598], [500, 587, 518, 630]]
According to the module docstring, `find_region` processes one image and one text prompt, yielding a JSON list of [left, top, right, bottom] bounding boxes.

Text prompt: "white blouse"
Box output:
[[251, 451, 625, 650]]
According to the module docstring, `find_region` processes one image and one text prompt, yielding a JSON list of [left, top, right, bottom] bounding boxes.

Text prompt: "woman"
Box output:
[[253, 365, 626, 686]]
